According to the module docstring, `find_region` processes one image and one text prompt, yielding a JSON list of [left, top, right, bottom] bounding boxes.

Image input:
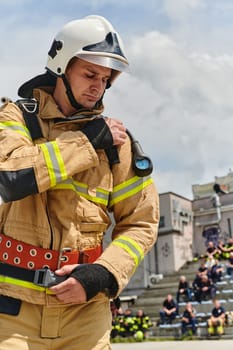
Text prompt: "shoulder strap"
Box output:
[[16, 98, 43, 140]]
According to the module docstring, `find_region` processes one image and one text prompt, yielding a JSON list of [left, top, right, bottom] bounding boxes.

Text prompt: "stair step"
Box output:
[[123, 260, 233, 318]]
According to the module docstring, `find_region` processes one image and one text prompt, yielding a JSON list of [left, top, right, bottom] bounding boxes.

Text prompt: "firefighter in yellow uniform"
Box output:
[[207, 299, 226, 336], [0, 15, 159, 350]]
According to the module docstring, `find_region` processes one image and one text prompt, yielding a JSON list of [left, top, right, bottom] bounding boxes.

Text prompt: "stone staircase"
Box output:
[[123, 260, 233, 339], [129, 260, 200, 318]]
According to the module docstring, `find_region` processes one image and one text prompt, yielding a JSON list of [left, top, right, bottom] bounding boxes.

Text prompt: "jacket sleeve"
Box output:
[[94, 136, 160, 295], [0, 103, 98, 202]]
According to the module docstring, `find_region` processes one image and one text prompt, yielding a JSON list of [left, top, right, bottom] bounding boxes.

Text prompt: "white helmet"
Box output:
[[18, 15, 128, 99], [46, 15, 129, 85]]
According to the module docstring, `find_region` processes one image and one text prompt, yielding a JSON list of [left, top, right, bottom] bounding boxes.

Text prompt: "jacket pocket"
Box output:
[[0, 295, 21, 315], [78, 222, 108, 250]]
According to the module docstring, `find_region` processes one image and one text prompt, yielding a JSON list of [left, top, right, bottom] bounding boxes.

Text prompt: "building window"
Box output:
[[159, 216, 165, 228]]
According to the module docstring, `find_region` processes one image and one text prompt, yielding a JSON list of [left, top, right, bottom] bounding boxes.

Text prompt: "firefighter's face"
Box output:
[[66, 58, 111, 109]]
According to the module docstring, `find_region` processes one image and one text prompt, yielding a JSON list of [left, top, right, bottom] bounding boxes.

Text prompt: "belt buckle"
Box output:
[[57, 247, 72, 269], [33, 268, 57, 287], [34, 268, 67, 287]]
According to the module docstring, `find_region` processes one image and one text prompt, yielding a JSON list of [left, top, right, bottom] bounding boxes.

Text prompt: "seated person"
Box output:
[[206, 256, 216, 271], [122, 308, 135, 337], [219, 238, 233, 260], [176, 275, 192, 304], [207, 299, 226, 336], [205, 241, 221, 260], [192, 260, 209, 301], [209, 259, 224, 283], [111, 307, 125, 338], [159, 294, 177, 324], [197, 260, 208, 278], [181, 302, 197, 336], [112, 308, 135, 338], [194, 274, 216, 302], [226, 251, 233, 278], [133, 309, 153, 340]]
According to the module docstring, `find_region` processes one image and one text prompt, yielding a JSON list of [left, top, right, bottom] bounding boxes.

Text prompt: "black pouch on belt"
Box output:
[[0, 295, 22, 315]]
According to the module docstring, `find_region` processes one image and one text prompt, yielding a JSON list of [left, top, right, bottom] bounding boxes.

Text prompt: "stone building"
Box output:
[[122, 191, 193, 292], [192, 171, 233, 256]]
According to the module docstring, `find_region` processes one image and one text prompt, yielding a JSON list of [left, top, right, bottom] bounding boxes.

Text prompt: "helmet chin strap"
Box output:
[[61, 74, 104, 111], [62, 74, 84, 110]]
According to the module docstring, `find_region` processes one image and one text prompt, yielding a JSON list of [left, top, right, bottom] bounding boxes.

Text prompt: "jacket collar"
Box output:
[[33, 88, 104, 123]]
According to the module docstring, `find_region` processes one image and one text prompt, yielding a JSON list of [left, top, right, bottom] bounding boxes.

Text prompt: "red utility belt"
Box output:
[[0, 233, 102, 271]]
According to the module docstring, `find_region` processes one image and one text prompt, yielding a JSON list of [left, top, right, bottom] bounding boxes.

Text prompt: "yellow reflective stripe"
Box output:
[[53, 178, 109, 206], [39, 141, 67, 187], [109, 176, 153, 207], [112, 235, 144, 268], [0, 275, 54, 294], [0, 121, 31, 139], [40, 143, 55, 186]]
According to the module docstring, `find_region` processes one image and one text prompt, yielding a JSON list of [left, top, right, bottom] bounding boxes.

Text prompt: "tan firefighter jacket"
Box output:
[[0, 89, 159, 306]]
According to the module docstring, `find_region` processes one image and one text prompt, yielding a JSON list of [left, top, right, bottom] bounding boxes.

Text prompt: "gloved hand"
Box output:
[[70, 263, 118, 301], [81, 118, 113, 149]]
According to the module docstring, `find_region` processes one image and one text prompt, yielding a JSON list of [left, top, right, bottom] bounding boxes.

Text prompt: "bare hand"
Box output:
[[49, 264, 87, 304], [105, 117, 127, 146]]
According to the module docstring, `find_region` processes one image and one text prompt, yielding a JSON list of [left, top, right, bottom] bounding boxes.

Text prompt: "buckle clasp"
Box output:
[[33, 268, 66, 287], [34, 268, 56, 287]]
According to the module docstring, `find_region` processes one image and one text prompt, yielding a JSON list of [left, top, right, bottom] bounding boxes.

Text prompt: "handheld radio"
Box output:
[[126, 129, 153, 177]]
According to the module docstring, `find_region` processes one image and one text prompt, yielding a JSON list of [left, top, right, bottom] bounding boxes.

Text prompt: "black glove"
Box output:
[[81, 118, 113, 149], [70, 263, 118, 301]]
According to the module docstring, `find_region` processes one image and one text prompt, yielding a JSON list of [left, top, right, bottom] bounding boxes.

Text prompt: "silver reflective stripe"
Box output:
[[53, 178, 110, 205], [39, 141, 67, 187], [45, 142, 63, 183]]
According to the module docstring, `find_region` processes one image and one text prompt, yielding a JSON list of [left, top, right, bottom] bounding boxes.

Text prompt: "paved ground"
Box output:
[[112, 340, 233, 350]]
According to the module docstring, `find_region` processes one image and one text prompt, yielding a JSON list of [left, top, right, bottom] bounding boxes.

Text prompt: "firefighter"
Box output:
[[207, 299, 226, 336], [133, 309, 153, 340], [0, 15, 159, 350]]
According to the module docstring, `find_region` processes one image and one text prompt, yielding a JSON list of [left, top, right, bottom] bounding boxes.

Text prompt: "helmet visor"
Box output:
[[76, 53, 129, 73]]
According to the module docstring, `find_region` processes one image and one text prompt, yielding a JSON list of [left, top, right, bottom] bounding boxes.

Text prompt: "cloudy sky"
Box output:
[[1, 0, 233, 199]]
